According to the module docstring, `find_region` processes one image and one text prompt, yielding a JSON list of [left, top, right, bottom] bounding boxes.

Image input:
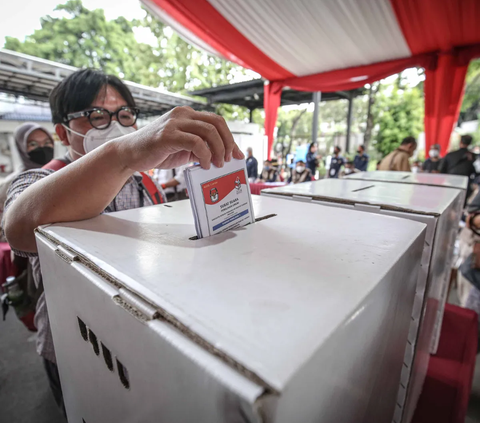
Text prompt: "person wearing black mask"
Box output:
[[0, 123, 54, 234], [353, 145, 369, 172]]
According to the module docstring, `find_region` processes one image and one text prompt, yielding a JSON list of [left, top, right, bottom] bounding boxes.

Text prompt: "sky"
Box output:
[[1, 0, 147, 46]]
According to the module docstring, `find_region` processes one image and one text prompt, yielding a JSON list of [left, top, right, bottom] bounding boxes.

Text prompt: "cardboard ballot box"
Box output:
[[261, 180, 464, 423], [346, 170, 468, 192], [344, 171, 467, 356], [36, 197, 426, 423]]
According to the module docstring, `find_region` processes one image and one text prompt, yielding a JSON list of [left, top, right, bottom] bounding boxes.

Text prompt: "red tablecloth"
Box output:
[[0, 242, 13, 286], [412, 303, 477, 423], [249, 182, 287, 195]]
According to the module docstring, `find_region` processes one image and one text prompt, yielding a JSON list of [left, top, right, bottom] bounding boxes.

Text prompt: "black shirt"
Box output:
[[439, 148, 476, 177], [422, 158, 441, 173], [246, 156, 258, 179]]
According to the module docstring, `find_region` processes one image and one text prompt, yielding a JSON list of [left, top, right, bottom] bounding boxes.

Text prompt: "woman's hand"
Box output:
[[116, 107, 244, 172]]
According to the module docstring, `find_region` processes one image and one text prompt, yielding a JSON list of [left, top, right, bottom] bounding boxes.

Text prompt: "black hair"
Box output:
[[297, 160, 305, 164], [401, 136, 417, 146], [334, 146, 341, 152], [49, 69, 136, 125], [461, 135, 473, 146], [358, 145, 365, 151], [309, 142, 316, 152]]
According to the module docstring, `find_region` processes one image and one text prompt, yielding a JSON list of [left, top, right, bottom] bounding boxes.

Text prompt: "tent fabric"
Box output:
[[391, 0, 480, 155], [144, 0, 480, 157], [425, 54, 469, 156]]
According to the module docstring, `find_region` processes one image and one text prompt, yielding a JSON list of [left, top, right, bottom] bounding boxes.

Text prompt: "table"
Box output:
[[249, 182, 287, 195], [0, 242, 14, 286], [412, 303, 477, 423]]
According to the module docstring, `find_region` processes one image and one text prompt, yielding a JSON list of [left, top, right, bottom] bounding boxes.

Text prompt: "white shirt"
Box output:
[[153, 166, 187, 194]]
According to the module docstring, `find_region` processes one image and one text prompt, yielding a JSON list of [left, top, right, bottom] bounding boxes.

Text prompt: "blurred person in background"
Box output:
[[246, 147, 258, 182], [288, 160, 312, 184], [153, 166, 187, 201], [257, 160, 279, 182], [0, 123, 54, 235], [328, 146, 345, 178], [353, 145, 369, 172], [306, 143, 319, 179], [339, 161, 359, 178], [439, 135, 477, 204], [378, 136, 417, 171], [411, 160, 422, 173], [422, 144, 441, 173]]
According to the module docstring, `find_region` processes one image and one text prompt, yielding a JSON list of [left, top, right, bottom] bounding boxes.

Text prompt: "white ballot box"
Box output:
[[36, 197, 426, 423], [261, 180, 464, 423], [346, 170, 468, 192], [344, 171, 467, 356]]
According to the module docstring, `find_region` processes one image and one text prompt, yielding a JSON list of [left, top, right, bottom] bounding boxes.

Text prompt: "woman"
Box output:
[[306, 142, 319, 178], [0, 123, 54, 231]]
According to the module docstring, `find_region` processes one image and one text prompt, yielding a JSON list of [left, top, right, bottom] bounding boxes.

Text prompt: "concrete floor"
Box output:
[[0, 311, 64, 423], [1, 298, 480, 423]]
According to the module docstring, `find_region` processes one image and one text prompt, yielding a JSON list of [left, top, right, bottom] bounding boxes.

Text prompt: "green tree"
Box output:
[[372, 84, 424, 156], [4, 1, 253, 121], [4, 0, 163, 85]]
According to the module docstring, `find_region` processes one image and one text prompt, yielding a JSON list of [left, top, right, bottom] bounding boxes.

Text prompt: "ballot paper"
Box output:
[[184, 159, 255, 238]]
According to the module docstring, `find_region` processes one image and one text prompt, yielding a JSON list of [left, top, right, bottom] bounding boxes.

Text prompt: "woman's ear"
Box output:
[[55, 124, 70, 146]]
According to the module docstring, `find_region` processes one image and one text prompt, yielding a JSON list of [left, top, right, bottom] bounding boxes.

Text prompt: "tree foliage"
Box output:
[[372, 85, 424, 156], [4, 0, 252, 121]]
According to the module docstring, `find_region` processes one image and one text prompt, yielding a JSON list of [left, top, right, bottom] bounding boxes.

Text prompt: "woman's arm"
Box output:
[[5, 107, 242, 253]]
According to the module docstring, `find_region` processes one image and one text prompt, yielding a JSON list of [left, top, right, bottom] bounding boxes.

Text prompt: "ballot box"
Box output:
[[36, 196, 425, 423], [261, 180, 464, 423], [344, 171, 467, 355], [346, 170, 468, 192]]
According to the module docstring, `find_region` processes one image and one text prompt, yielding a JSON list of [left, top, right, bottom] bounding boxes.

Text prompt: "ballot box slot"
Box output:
[[189, 214, 277, 241], [351, 184, 375, 192]]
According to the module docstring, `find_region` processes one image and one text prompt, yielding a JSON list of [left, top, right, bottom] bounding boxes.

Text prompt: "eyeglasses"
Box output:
[[65, 106, 140, 129]]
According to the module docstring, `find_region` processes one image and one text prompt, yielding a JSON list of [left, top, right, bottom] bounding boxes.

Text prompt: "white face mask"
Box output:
[[296, 166, 305, 173], [429, 149, 439, 158], [62, 121, 135, 157]]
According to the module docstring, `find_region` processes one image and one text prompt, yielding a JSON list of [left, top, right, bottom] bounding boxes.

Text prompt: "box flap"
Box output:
[[262, 179, 461, 215], [39, 196, 426, 392], [346, 171, 468, 190]]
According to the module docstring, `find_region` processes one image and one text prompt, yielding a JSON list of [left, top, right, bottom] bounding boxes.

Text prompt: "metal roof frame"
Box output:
[[190, 79, 365, 110], [0, 49, 208, 117]]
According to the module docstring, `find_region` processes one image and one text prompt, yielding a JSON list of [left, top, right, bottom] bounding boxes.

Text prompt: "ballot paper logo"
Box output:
[[210, 187, 219, 202], [234, 176, 242, 193]]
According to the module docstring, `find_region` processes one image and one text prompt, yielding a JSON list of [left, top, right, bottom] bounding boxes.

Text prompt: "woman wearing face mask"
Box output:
[[257, 160, 279, 183], [422, 145, 441, 173], [288, 160, 312, 184], [0, 123, 54, 234]]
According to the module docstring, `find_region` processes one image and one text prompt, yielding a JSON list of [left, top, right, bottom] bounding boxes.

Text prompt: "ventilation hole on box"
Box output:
[[117, 359, 130, 389], [88, 329, 100, 356], [163, 204, 172, 208], [351, 185, 375, 192], [77, 317, 88, 342], [101, 343, 114, 371], [401, 175, 411, 180]]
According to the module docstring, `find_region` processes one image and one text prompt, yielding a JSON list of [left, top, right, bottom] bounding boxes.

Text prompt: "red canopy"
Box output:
[[142, 0, 480, 157]]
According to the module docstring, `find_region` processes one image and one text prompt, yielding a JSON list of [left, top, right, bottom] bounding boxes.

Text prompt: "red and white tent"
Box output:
[[141, 0, 480, 157]]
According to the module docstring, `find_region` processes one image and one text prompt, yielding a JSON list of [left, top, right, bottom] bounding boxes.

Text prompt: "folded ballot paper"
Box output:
[[185, 159, 255, 238]]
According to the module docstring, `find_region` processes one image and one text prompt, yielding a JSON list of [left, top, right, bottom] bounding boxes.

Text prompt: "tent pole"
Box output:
[[312, 91, 321, 144], [346, 93, 353, 153]]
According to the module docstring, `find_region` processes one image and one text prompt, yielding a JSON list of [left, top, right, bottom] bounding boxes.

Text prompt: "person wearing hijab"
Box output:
[[0, 123, 54, 231]]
